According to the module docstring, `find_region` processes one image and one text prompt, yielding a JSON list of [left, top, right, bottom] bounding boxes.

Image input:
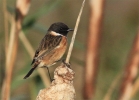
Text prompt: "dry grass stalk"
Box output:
[[19, 31, 34, 57], [1, 0, 31, 100], [36, 63, 75, 100], [83, 0, 105, 99], [19, 31, 51, 87], [2, 15, 16, 100], [118, 32, 139, 100], [6, 9, 50, 88], [36, 0, 86, 99], [130, 77, 139, 98], [103, 74, 121, 100], [65, 0, 86, 63]]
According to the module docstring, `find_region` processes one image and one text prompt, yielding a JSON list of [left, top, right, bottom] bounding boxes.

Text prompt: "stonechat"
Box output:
[[23, 22, 73, 80]]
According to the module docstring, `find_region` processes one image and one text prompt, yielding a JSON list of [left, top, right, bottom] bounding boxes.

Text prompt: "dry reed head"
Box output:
[[36, 63, 75, 100]]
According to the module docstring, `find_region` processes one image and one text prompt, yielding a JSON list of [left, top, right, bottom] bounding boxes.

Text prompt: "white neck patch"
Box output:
[[50, 31, 63, 36]]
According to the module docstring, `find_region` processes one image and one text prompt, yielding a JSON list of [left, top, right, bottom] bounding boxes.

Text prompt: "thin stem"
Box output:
[[103, 73, 121, 100], [65, 0, 86, 63], [1, 0, 31, 100], [118, 31, 139, 100]]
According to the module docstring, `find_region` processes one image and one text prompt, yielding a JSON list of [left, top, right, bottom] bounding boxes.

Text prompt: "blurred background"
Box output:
[[0, 0, 138, 100]]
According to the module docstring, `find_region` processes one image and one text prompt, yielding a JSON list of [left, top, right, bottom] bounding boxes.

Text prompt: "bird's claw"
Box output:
[[51, 78, 55, 82], [62, 59, 71, 68]]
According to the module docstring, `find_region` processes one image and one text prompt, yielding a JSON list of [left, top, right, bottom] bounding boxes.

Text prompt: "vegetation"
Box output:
[[0, 0, 138, 100]]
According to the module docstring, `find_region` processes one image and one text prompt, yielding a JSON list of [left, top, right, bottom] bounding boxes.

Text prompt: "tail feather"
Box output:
[[23, 64, 38, 79]]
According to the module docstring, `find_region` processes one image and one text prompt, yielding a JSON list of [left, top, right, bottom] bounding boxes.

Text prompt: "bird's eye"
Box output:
[[60, 28, 63, 30]]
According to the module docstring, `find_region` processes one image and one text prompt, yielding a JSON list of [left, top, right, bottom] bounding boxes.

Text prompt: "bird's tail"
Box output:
[[23, 64, 38, 79]]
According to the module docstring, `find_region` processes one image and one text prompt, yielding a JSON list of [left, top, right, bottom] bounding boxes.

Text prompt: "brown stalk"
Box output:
[[6, 7, 50, 87], [118, 31, 139, 100], [130, 77, 139, 98], [1, 12, 17, 100], [1, 16, 16, 100], [1, 0, 31, 100], [83, 0, 105, 99]]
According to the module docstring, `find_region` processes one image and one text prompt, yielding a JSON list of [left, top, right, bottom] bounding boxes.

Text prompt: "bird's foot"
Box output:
[[62, 59, 71, 68], [51, 78, 55, 82]]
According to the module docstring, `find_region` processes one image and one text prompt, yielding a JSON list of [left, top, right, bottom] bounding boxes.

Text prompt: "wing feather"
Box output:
[[31, 33, 62, 65]]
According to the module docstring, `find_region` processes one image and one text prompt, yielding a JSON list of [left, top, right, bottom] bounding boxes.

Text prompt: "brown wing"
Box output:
[[31, 33, 62, 65]]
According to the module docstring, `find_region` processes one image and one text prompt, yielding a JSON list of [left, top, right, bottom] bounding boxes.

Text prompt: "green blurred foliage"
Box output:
[[0, 0, 138, 100]]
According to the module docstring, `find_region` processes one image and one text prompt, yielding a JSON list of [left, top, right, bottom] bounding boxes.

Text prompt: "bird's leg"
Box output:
[[46, 67, 53, 82], [62, 59, 71, 68]]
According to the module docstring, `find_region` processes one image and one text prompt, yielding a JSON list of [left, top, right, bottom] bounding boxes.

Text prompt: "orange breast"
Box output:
[[41, 36, 67, 67]]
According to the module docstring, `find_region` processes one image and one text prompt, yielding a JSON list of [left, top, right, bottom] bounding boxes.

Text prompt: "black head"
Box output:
[[48, 22, 73, 36]]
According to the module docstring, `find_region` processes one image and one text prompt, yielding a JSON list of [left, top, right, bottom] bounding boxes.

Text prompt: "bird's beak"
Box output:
[[67, 29, 74, 32]]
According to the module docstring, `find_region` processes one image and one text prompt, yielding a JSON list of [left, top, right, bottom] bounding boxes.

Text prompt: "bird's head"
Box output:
[[48, 22, 73, 36]]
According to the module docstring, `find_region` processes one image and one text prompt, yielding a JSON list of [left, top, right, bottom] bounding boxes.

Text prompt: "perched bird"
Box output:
[[23, 22, 73, 80]]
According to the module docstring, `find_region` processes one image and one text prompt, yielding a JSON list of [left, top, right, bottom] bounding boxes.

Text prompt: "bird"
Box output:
[[23, 22, 73, 80]]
